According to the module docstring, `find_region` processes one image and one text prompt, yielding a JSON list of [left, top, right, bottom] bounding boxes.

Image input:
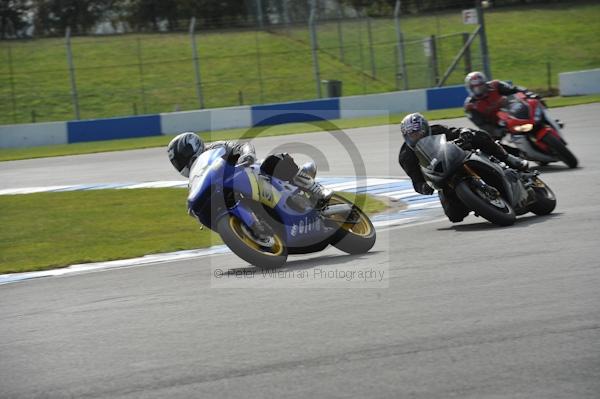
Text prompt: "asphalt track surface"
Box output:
[[1, 104, 599, 398]]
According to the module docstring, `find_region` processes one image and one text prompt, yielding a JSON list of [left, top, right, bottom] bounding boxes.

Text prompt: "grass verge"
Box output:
[[1, 94, 598, 163], [0, 189, 388, 274]]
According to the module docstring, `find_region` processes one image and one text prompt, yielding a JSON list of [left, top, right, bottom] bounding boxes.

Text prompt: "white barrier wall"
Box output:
[[339, 89, 427, 119], [560, 68, 600, 96], [0, 122, 67, 148], [160, 106, 252, 136]]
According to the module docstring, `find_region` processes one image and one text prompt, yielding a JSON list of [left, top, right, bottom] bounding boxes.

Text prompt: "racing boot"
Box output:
[[293, 169, 333, 208], [504, 154, 529, 171]]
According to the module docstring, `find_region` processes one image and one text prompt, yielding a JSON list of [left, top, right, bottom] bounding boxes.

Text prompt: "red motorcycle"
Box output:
[[497, 93, 578, 168]]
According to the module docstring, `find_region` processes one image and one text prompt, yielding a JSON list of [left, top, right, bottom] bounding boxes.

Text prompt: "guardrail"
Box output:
[[559, 68, 600, 96], [0, 85, 470, 149]]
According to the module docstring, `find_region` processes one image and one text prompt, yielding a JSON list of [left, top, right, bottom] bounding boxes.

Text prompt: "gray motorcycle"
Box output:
[[414, 134, 556, 226]]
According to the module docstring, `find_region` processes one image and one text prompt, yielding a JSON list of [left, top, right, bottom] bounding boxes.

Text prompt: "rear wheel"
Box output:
[[541, 134, 578, 168], [327, 194, 376, 254], [528, 178, 557, 215], [217, 215, 288, 269], [455, 180, 516, 226]]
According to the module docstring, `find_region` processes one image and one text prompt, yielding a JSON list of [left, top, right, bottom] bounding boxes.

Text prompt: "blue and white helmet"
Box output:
[[167, 132, 205, 177], [400, 113, 431, 149]]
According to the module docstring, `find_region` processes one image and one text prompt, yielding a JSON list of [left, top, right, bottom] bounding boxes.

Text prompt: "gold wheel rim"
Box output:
[[328, 195, 373, 237], [229, 217, 284, 257]]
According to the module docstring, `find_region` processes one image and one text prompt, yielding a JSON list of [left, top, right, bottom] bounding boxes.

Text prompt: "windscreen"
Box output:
[[414, 135, 447, 167], [506, 96, 530, 120], [190, 147, 225, 175], [414, 134, 467, 180], [188, 147, 226, 201]]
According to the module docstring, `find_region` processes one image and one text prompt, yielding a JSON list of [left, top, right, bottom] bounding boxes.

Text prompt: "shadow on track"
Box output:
[[531, 164, 582, 174], [226, 251, 383, 273], [436, 213, 563, 232]]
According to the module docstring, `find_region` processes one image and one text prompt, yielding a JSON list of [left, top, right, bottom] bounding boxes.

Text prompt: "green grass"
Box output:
[[0, 2, 598, 124], [0, 189, 387, 274], [1, 93, 598, 162]]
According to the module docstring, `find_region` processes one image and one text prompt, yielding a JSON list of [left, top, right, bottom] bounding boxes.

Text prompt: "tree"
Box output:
[[180, 0, 250, 28], [32, 0, 113, 36], [121, 0, 179, 31], [0, 0, 30, 39]]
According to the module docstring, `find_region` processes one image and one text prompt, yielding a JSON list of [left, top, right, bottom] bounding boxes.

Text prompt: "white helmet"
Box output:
[[167, 132, 205, 177], [465, 71, 488, 98]]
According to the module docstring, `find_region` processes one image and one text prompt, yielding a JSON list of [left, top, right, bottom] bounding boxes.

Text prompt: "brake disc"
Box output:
[[241, 224, 275, 248]]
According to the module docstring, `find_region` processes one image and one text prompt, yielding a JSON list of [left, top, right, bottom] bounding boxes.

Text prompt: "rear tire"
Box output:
[[542, 134, 578, 168], [455, 180, 516, 226], [217, 215, 288, 269], [528, 179, 557, 216]]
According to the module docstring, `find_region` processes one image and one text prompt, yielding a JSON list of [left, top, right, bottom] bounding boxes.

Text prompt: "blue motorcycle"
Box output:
[[186, 147, 376, 268]]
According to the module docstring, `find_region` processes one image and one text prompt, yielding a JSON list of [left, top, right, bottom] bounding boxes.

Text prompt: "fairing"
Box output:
[[414, 135, 468, 189], [464, 152, 532, 212], [186, 148, 337, 250]]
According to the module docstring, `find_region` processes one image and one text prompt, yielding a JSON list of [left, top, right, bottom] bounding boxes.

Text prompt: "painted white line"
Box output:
[[407, 202, 442, 210], [378, 189, 416, 198], [0, 178, 406, 196], [0, 185, 74, 195], [0, 181, 189, 195], [121, 181, 187, 189], [0, 246, 230, 285], [322, 178, 401, 191]]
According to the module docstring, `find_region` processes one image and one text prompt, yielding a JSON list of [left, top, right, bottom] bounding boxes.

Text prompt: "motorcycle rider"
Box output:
[[167, 132, 333, 205], [398, 113, 528, 223], [464, 71, 547, 139]]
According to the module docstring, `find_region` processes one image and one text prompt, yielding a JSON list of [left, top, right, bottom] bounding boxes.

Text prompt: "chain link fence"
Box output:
[[0, 1, 486, 125]]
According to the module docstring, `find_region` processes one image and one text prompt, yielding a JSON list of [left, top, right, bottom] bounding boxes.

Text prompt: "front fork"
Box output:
[[532, 108, 565, 153], [229, 202, 260, 231], [541, 107, 564, 138]]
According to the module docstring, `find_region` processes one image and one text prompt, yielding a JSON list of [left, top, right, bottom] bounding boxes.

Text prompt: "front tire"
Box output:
[[328, 194, 376, 254], [541, 134, 578, 168], [217, 215, 288, 269], [528, 178, 557, 216], [455, 180, 516, 226]]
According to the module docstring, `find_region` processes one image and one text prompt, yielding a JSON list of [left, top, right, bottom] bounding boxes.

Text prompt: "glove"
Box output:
[[415, 182, 434, 195], [458, 128, 474, 141], [455, 128, 475, 149], [526, 91, 545, 103], [492, 126, 508, 140], [237, 153, 256, 167]]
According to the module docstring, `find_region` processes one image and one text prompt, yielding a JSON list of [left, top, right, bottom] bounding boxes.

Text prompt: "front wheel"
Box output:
[[528, 178, 557, 216], [541, 134, 578, 168], [455, 180, 516, 226], [328, 194, 376, 254], [217, 215, 288, 269]]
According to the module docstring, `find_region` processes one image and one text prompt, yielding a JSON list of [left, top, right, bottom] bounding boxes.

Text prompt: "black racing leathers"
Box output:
[[398, 124, 511, 223]]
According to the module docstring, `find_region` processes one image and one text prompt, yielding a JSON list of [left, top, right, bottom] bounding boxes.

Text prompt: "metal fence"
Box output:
[[0, 1, 487, 125]]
